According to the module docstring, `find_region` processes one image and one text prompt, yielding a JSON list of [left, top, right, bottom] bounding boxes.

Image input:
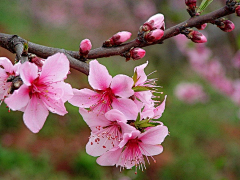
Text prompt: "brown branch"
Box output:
[[0, 4, 237, 75], [0, 33, 89, 75], [87, 5, 236, 59]]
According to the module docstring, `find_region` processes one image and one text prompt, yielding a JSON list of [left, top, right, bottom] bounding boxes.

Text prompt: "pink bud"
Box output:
[[189, 31, 207, 43], [144, 13, 165, 30], [31, 56, 44, 68], [130, 48, 146, 60], [80, 39, 92, 56], [144, 29, 164, 43], [112, 31, 132, 45], [236, 5, 240, 17], [218, 20, 235, 32], [185, 0, 197, 9], [196, 23, 207, 30]]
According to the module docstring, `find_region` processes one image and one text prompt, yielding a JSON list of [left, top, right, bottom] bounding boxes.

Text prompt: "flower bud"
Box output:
[[31, 56, 43, 68], [103, 31, 132, 47], [144, 29, 164, 43], [143, 13, 165, 31], [217, 20, 235, 32], [236, 5, 240, 17], [79, 39, 92, 56], [28, 54, 44, 69], [185, 0, 197, 9], [111, 31, 132, 45], [189, 31, 207, 43], [130, 48, 146, 60], [196, 23, 207, 30]]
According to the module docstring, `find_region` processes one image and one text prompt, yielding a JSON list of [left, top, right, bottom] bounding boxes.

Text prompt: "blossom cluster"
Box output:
[[174, 82, 208, 104], [174, 34, 240, 111], [0, 53, 168, 171], [69, 60, 168, 172]]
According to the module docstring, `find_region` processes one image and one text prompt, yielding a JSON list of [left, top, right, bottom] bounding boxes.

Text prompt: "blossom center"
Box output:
[[122, 138, 144, 166], [91, 87, 116, 113]]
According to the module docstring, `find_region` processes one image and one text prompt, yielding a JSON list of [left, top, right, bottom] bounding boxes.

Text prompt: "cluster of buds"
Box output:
[[214, 18, 235, 32], [185, 0, 197, 17], [181, 28, 207, 43], [102, 31, 132, 47], [121, 47, 146, 61], [79, 39, 92, 59], [138, 14, 165, 44]]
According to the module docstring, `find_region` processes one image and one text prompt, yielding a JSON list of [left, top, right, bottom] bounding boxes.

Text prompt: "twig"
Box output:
[[0, 5, 237, 75]]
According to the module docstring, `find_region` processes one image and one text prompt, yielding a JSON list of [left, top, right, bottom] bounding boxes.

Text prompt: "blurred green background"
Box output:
[[0, 0, 240, 179]]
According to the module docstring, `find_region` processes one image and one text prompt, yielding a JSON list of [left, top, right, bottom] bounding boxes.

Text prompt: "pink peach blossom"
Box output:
[[5, 53, 73, 133], [132, 61, 158, 104], [96, 125, 168, 171], [79, 108, 136, 157], [140, 95, 167, 119], [0, 57, 20, 102], [132, 61, 167, 119], [174, 82, 208, 104], [69, 60, 138, 119]]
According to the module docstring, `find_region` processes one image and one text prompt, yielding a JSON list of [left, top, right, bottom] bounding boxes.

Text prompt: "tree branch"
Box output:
[[0, 4, 237, 75]]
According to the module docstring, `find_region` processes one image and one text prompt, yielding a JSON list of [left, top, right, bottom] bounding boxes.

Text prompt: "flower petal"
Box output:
[[134, 61, 148, 86], [118, 121, 138, 134], [139, 125, 168, 145], [134, 91, 153, 105], [86, 133, 119, 157], [111, 74, 134, 98], [79, 108, 109, 129], [0, 57, 14, 73], [41, 96, 67, 116], [68, 88, 100, 108], [112, 98, 138, 120], [154, 95, 167, 119], [105, 109, 127, 123], [0, 71, 10, 99], [40, 53, 69, 82], [96, 147, 122, 166], [4, 84, 30, 110], [20, 62, 38, 86], [23, 95, 49, 133], [88, 60, 112, 90], [140, 144, 163, 156], [51, 82, 73, 102]]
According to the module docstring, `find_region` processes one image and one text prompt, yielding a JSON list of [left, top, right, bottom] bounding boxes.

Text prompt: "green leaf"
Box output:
[[135, 112, 141, 123], [137, 119, 149, 125], [23, 42, 28, 50], [198, 0, 213, 13], [139, 123, 155, 128], [132, 70, 138, 84], [132, 86, 153, 92]]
